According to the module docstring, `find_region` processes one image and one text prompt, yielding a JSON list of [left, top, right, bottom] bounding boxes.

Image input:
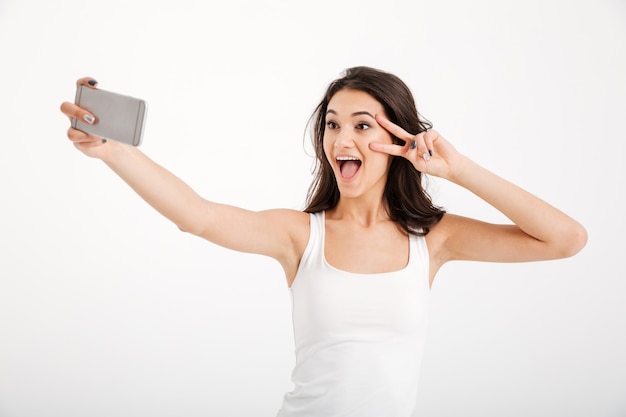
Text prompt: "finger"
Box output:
[[76, 77, 98, 88], [63, 77, 98, 121], [423, 130, 439, 157], [411, 132, 432, 161], [60, 101, 96, 125], [75, 139, 107, 151], [369, 141, 407, 156], [67, 127, 103, 145], [67, 126, 90, 142], [375, 114, 414, 142]]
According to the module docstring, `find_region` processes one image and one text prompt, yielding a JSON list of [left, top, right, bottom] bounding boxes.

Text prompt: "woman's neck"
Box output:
[[327, 196, 389, 227]]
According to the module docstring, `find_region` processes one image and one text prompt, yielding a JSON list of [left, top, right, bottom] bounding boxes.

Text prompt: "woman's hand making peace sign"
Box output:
[[370, 114, 466, 182]]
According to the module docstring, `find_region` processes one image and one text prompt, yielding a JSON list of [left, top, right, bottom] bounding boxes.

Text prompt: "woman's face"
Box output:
[[323, 88, 394, 200]]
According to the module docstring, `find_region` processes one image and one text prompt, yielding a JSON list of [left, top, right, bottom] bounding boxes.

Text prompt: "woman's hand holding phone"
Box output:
[[60, 78, 109, 158], [60, 77, 147, 159]]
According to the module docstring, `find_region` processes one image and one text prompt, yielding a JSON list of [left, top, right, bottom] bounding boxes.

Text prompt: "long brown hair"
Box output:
[[304, 66, 445, 235]]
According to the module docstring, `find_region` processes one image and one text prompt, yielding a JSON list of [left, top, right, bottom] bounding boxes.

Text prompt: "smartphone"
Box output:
[[72, 85, 148, 146]]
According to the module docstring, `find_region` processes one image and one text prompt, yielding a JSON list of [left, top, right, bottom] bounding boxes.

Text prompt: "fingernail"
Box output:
[[102, 139, 107, 144], [410, 140, 417, 149], [83, 114, 95, 124], [88, 79, 98, 86], [422, 152, 430, 161], [428, 149, 433, 157]]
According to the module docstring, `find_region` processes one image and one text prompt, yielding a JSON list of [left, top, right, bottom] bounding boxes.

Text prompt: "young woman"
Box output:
[[60, 66, 587, 417]]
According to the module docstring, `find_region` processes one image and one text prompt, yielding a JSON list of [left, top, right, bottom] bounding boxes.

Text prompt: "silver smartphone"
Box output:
[[72, 85, 148, 146]]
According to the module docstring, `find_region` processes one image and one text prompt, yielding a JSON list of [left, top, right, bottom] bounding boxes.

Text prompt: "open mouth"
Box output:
[[337, 156, 362, 180]]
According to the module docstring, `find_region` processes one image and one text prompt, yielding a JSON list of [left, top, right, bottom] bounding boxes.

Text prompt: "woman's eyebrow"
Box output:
[[326, 109, 375, 118], [351, 111, 375, 119]]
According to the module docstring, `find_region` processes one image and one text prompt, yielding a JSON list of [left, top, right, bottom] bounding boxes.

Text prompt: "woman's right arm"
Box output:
[[60, 78, 308, 279]]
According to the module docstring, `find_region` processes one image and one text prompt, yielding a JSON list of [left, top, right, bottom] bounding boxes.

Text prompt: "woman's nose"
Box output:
[[334, 129, 355, 149]]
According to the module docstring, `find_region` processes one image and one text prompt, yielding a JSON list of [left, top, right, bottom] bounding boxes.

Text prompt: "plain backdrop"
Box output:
[[1, 0, 625, 416]]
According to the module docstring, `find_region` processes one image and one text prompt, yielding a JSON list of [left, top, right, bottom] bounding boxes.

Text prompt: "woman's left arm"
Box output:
[[436, 155, 587, 263], [371, 114, 587, 264]]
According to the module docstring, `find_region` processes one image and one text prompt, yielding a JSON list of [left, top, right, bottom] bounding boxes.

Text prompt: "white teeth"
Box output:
[[336, 156, 360, 161]]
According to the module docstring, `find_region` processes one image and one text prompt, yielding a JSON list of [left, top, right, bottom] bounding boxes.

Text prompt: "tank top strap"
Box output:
[[297, 211, 324, 270], [408, 230, 429, 273]]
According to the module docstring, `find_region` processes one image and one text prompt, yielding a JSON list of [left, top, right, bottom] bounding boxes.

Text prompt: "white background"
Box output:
[[1, 0, 624, 416]]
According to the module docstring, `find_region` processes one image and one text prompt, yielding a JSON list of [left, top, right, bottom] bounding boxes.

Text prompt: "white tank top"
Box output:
[[277, 211, 431, 417]]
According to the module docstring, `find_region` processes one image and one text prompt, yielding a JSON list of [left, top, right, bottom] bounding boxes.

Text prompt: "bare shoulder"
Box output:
[[424, 212, 457, 246], [426, 212, 499, 258], [426, 212, 491, 242], [263, 208, 310, 222], [261, 208, 310, 227], [263, 208, 310, 241], [425, 213, 489, 269]]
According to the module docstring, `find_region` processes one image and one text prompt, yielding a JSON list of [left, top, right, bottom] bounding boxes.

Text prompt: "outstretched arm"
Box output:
[[60, 78, 307, 278], [370, 114, 587, 265]]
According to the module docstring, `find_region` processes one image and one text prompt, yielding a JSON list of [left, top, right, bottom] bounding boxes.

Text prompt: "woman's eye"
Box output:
[[356, 122, 370, 130], [326, 121, 338, 129]]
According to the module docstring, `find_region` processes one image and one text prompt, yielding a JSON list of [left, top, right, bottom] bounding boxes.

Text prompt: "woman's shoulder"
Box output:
[[425, 212, 463, 243], [263, 208, 311, 224], [263, 208, 311, 241]]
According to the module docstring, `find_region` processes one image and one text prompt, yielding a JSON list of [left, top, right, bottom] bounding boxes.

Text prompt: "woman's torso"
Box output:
[[277, 211, 431, 417]]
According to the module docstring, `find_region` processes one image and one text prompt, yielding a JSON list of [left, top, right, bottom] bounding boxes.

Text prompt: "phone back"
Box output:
[[72, 86, 147, 146]]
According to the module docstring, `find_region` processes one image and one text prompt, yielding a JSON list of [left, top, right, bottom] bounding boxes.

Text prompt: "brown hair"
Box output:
[[304, 66, 445, 235]]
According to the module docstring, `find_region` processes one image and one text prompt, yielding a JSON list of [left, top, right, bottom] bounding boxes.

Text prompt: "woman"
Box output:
[[60, 66, 587, 417]]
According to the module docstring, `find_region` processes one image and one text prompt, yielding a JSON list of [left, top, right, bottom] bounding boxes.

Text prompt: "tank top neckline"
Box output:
[[319, 211, 415, 278]]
